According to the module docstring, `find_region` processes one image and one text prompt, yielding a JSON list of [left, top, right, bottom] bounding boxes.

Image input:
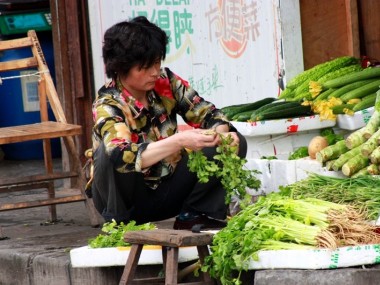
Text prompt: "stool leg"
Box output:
[[197, 245, 214, 284], [165, 247, 179, 285], [119, 244, 143, 285], [162, 246, 167, 273]]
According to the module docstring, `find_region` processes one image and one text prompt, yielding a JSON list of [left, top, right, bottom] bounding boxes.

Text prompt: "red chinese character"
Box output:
[[287, 125, 298, 133]]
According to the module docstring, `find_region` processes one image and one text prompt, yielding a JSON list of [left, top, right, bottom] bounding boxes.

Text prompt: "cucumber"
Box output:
[[255, 105, 313, 121], [340, 79, 380, 103], [327, 79, 376, 99], [322, 67, 380, 89], [251, 102, 312, 121], [232, 110, 256, 122], [250, 101, 298, 121], [331, 104, 355, 114], [352, 92, 377, 111], [313, 88, 337, 101], [221, 97, 277, 119], [221, 102, 255, 118]]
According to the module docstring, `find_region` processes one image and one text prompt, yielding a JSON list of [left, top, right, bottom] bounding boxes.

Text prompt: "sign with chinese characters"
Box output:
[[87, 0, 303, 108]]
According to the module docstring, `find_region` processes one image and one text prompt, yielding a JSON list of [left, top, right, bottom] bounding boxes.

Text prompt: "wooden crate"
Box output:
[[358, 0, 380, 62], [300, 0, 360, 69]]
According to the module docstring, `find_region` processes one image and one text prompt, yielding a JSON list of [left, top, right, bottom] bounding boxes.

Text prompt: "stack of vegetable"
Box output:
[[221, 97, 312, 122], [280, 56, 362, 103], [203, 192, 380, 285], [280, 172, 380, 221], [279, 56, 380, 120], [88, 220, 156, 248], [315, 103, 380, 177], [222, 56, 379, 123], [288, 128, 343, 160]]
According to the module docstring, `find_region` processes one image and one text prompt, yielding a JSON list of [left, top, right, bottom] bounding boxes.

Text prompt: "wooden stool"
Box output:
[[119, 229, 216, 285]]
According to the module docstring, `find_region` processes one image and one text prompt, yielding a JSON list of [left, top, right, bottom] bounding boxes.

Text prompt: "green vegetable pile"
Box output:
[[287, 128, 343, 160], [280, 172, 380, 220], [88, 220, 156, 248], [187, 134, 261, 207], [202, 192, 380, 285], [288, 146, 309, 160], [320, 127, 344, 145]]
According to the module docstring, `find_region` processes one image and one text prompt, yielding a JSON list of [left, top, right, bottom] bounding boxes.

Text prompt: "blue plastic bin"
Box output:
[[0, 32, 61, 160]]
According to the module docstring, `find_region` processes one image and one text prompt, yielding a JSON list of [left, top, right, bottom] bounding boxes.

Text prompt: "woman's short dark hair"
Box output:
[[102, 16, 169, 79]]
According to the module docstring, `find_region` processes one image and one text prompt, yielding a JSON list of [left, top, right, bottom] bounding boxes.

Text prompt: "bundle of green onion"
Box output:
[[203, 193, 380, 285], [280, 173, 380, 220]]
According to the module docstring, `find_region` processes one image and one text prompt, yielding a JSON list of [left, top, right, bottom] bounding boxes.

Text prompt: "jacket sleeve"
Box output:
[[92, 91, 148, 173], [165, 68, 232, 130]]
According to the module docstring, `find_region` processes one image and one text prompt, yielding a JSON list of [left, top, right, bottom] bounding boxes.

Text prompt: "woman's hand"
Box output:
[[214, 124, 240, 147], [215, 131, 240, 147], [141, 126, 239, 168], [178, 129, 219, 151]]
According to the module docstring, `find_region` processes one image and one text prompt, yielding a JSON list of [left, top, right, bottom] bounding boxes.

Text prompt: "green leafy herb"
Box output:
[[203, 192, 379, 285], [288, 146, 309, 160], [320, 127, 344, 145], [88, 219, 156, 248], [260, 155, 278, 160], [280, 172, 380, 220], [187, 134, 261, 207]]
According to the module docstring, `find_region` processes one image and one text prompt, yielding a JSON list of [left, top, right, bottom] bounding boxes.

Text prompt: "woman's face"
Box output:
[[122, 60, 161, 96]]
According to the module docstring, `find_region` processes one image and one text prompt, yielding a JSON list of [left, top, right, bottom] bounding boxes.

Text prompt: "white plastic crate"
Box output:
[[337, 107, 374, 130], [232, 115, 336, 137]]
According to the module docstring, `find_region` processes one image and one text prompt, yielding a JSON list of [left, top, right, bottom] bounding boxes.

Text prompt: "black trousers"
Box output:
[[91, 132, 247, 224]]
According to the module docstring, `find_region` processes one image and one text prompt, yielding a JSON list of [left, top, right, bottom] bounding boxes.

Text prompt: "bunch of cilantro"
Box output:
[[187, 134, 261, 208], [88, 219, 156, 248]]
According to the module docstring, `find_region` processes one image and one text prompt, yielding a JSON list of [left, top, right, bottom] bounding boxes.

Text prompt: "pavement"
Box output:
[[1, 159, 380, 285]]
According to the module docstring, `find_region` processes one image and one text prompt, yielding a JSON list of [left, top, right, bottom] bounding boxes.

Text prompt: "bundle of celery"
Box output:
[[203, 193, 380, 285], [280, 172, 380, 220]]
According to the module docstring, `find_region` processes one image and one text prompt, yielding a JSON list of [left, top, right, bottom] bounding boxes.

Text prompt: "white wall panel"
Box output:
[[88, 0, 303, 108]]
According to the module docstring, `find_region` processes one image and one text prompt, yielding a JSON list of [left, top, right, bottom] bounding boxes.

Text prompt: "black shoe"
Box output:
[[173, 214, 227, 231]]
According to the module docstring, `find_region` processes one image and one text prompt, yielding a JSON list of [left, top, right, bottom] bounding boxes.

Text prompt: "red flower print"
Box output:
[[111, 138, 126, 145], [193, 95, 201, 104], [159, 113, 167, 123], [175, 74, 189, 88], [131, 133, 139, 143], [154, 78, 173, 99], [134, 100, 144, 110], [188, 122, 201, 128]]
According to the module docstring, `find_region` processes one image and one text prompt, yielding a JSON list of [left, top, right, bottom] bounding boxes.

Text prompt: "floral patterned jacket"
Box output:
[[91, 67, 232, 189]]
